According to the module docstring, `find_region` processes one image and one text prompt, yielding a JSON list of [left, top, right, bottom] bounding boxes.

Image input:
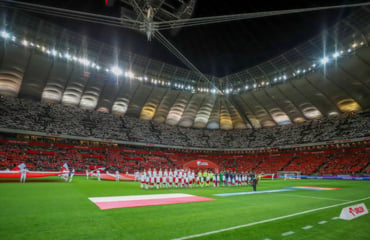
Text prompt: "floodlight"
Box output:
[[125, 71, 134, 78], [111, 66, 123, 76], [64, 53, 71, 60], [320, 56, 329, 64], [22, 40, 29, 46], [1, 31, 9, 38]]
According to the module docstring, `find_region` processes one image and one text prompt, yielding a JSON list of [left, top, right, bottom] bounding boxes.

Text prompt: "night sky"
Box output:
[[9, 0, 369, 77]]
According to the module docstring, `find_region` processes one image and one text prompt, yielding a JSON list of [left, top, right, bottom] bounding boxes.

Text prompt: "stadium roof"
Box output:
[[0, 0, 370, 129], [1, 0, 369, 76]]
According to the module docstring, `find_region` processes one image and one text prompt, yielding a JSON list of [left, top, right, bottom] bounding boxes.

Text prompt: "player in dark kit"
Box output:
[[252, 172, 257, 191], [224, 171, 229, 186]]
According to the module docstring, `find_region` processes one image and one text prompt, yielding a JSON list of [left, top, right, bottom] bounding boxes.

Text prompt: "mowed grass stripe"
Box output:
[[171, 196, 370, 240]]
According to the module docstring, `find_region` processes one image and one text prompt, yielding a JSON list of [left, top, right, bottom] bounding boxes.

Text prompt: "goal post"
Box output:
[[277, 171, 301, 180], [257, 173, 276, 180]]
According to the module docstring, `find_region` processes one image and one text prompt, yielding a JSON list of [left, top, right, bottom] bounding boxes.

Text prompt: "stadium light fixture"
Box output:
[[332, 52, 340, 58], [111, 66, 123, 76], [1, 31, 10, 38], [125, 71, 134, 78], [51, 49, 58, 56], [79, 58, 90, 66], [22, 39, 29, 46], [64, 53, 71, 60], [320, 57, 329, 64]]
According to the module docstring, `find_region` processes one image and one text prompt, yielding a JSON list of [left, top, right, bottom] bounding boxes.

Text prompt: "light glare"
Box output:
[[320, 57, 329, 64], [111, 66, 123, 76]]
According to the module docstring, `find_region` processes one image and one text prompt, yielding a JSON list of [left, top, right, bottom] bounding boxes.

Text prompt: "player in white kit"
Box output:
[[20, 167, 27, 183]]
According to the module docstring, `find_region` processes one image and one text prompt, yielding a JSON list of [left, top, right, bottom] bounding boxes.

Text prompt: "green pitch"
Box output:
[[0, 177, 369, 240]]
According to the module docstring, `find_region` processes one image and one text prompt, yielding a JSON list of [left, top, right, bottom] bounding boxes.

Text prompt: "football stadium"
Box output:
[[0, 1, 370, 239]]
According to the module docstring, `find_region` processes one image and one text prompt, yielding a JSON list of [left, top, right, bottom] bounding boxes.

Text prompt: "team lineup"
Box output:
[[14, 162, 260, 192], [138, 168, 259, 191]]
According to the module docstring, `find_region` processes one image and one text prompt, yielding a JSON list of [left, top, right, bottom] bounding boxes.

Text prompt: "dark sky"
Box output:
[[10, 0, 369, 76]]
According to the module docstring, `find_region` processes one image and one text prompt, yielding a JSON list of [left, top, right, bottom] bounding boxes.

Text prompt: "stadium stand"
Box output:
[[283, 155, 329, 175], [1, 96, 370, 149], [1, 133, 369, 176]]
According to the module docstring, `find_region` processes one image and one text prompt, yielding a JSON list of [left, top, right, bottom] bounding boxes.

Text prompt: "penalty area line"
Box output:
[[171, 196, 370, 240]]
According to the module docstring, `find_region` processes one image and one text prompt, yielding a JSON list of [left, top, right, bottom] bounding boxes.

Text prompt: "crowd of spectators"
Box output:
[[1, 96, 370, 149], [0, 142, 177, 173], [1, 139, 369, 175]]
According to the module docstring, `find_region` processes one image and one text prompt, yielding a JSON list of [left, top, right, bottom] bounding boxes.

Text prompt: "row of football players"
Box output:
[[139, 168, 255, 189]]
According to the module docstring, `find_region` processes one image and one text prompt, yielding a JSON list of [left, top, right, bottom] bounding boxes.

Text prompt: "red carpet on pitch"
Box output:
[[89, 193, 216, 210]]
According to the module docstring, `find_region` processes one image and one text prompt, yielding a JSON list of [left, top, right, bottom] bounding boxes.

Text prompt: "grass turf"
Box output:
[[0, 177, 369, 240]]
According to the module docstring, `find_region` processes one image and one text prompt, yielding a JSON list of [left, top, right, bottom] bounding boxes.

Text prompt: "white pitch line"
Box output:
[[171, 196, 370, 240], [331, 216, 339, 220], [281, 231, 294, 236], [318, 220, 327, 224], [302, 225, 313, 230], [283, 193, 349, 202]]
